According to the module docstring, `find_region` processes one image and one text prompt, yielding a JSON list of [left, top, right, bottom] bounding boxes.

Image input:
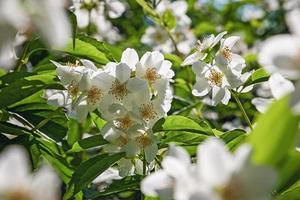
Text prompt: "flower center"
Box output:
[[144, 68, 160, 84], [114, 115, 134, 129], [117, 135, 129, 147], [139, 103, 157, 122], [136, 134, 151, 147], [220, 46, 232, 62], [207, 69, 224, 87], [109, 79, 129, 101], [66, 60, 80, 67], [87, 86, 103, 105], [6, 190, 31, 200], [67, 81, 80, 97], [221, 178, 243, 200]]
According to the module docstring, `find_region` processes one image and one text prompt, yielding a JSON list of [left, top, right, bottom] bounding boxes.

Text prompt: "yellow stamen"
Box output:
[[139, 103, 157, 121], [87, 86, 103, 105], [206, 69, 224, 87], [144, 68, 160, 84], [109, 79, 129, 101]]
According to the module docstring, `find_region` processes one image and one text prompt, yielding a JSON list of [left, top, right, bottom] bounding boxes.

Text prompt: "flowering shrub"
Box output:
[[0, 0, 299, 200]]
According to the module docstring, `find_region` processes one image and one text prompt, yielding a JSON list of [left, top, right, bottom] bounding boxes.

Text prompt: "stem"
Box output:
[[155, 157, 162, 169], [165, 28, 180, 55], [16, 40, 31, 71], [142, 150, 147, 176], [231, 90, 253, 130]]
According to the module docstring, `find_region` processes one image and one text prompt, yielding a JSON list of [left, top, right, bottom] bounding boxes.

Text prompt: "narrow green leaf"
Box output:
[[64, 152, 124, 199], [153, 115, 213, 135], [69, 135, 108, 152]]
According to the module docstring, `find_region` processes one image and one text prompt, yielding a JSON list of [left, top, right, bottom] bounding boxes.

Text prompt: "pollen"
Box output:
[[115, 115, 133, 129], [117, 135, 129, 147], [220, 178, 243, 200], [109, 79, 129, 101], [207, 69, 223, 87], [6, 190, 31, 200], [220, 46, 232, 62], [87, 86, 103, 105], [67, 81, 80, 97], [139, 103, 157, 121], [144, 68, 160, 84], [136, 134, 151, 147], [66, 60, 80, 67]]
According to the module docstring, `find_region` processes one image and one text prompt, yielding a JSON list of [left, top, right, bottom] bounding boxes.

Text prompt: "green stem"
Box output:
[[16, 40, 31, 71], [231, 90, 253, 130]]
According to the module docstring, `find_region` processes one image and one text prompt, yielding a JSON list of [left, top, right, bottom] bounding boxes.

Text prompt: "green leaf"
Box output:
[[67, 119, 81, 146], [162, 10, 176, 30], [77, 34, 116, 62], [0, 73, 58, 109], [60, 39, 109, 65], [244, 68, 269, 86], [248, 96, 300, 166], [276, 151, 300, 193], [276, 181, 300, 200], [153, 115, 213, 135], [64, 152, 124, 199], [85, 175, 141, 199], [0, 122, 31, 135], [161, 130, 207, 146], [69, 135, 108, 153]]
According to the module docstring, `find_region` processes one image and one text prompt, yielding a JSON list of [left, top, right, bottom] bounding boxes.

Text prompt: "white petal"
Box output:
[[119, 158, 134, 177], [223, 36, 240, 49], [167, 145, 191, 165], [80, 59, 97, 71], [192, 77, 211, 97], [258, 34, 300, 80], [124, 140, 140, 157], [115, 63, 131, 83], [31, 166, 60, 200], [286, 9, 300, 36], [0, 146, 30, 189], [141, 170, 173, 199], [145, 143, 158, 163], [75, 102, 89, 123], [221, 89, 231, 104], [211, 86, 226, 106], [269, 73, 295, 99], [197, 138, 233, 187], [212, 31, 227, 47], [182, 52, 203, 66], [121, 48, 139, 70], [251, 98, 272, 113], [107, 0, 126, 18]]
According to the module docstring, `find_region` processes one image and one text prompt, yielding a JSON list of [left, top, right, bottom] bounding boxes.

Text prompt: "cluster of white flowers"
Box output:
[[258, 5, 300, 113], [72, 0, 126, 44], [141, 0, 196, 55], [0, 0, 71, 68], [48, 48, 174, 175], [141, 138, 277, 200], [182, 32, 251, 105], [0, 146, 60, 200]]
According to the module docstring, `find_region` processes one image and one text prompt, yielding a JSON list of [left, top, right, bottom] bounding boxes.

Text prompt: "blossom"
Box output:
[[182, 31, 227, 66], [72, 0, 126, 43], [155, 0, 191, 27], [0, 146, 60, 200], [192, 61, 249, 105], [0, 0, 71, 67], [141, 138, 277, 200]]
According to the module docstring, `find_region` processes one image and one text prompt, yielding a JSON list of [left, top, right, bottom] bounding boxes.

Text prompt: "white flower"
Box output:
[[141, 26, 196, 55], [258, 34, 300, 80], [252, 73, 295, 112], [136, 51, 174, 86], [215, 36, 246, 67], [182, 31, 227, 66], [156, 0, 191, 27], [0, 146, 60, 200], [192, 61, 248, 105], [142, 138, 277, 200], [72, 0, 126, 43]]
